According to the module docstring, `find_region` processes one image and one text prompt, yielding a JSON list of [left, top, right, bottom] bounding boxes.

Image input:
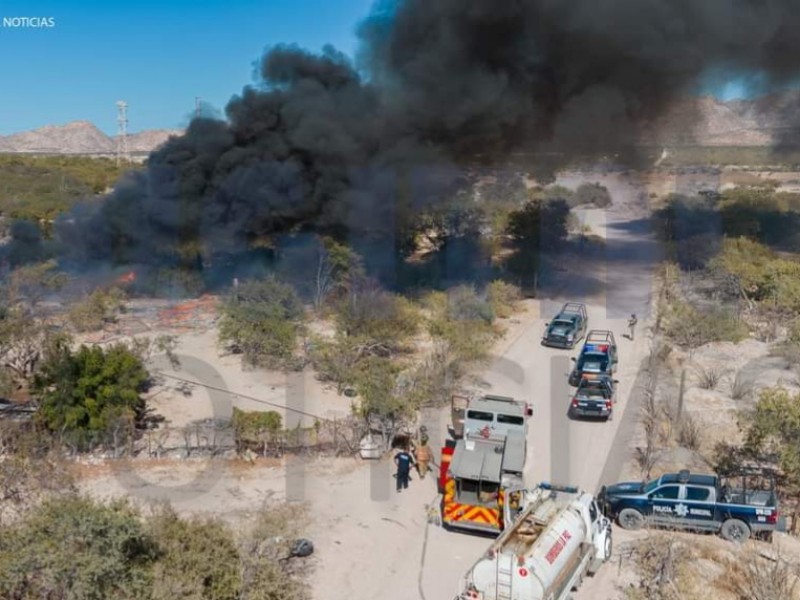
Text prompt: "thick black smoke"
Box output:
[[57, 0, 800, 275]]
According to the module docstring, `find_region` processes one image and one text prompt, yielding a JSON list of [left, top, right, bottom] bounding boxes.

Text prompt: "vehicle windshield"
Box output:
[[552, 319, 574, 328], [643, 478, 660, 494]]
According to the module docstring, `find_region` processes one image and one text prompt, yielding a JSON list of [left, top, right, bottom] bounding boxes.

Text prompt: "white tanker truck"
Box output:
[[458, 483, 612, 600]]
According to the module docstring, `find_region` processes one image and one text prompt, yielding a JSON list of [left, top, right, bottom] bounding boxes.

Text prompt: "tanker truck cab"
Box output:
[[460, 483, 612, 600]]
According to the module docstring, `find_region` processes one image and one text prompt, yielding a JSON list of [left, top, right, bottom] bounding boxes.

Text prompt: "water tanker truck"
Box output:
[[458, 483, 612, 600]]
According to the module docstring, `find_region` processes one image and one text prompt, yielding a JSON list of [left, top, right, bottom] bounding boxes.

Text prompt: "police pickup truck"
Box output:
[[568, 331, 618, 387], [598, 469, 779, 542], [568, 375, 617, 421], [542, 302, 588, 349]]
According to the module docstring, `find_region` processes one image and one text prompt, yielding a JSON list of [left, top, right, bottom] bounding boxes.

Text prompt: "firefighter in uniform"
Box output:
[[415, 439, 432, 479]]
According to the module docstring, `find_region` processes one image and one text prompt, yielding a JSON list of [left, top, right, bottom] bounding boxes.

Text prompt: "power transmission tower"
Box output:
[[116, 100, 130, 166], [195, 96, 201, 118]]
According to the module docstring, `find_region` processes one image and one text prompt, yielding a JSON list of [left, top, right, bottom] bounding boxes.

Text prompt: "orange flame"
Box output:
[[116, 271, 136, 284]]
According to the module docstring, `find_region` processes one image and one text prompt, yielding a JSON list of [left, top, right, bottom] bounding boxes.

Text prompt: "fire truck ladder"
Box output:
[[496, 552, 514, 600]]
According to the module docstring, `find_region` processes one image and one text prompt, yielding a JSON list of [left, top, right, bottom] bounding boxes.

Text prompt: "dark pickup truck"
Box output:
[[569, 375, 617, 421], [599, 470, 779, 542], [542, 302, 588, 349], [568, 330, 618, 386]]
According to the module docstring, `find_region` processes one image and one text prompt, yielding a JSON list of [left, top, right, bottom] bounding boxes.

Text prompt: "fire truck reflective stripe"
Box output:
[[442, 502, 500, 525]]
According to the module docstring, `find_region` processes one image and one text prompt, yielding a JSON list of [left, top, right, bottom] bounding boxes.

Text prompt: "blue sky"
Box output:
[[0, 0, 374, 135], [0, 1, 783, 136]]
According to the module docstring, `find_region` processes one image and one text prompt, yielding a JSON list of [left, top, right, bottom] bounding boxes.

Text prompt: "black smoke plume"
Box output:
[[57, 0, 800, 280]]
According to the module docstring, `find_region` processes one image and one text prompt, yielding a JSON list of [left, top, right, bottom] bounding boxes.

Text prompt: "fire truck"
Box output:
[[439, 394, 533, 535]]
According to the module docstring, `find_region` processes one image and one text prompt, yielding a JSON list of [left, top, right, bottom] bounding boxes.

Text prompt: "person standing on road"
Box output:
[[394, 446, 415, 492], [628, 313, 638, 341], [415, 440, 432, 479]]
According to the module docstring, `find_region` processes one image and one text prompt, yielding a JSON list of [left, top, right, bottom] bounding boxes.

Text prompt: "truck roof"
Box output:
[[467, 395, 526, 416], [450, 430, 526, 482], [659, 472, 718, 487], [450, 438, 504, 483]]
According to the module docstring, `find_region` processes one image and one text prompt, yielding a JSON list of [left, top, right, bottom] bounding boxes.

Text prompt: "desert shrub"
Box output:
[[504, 198, 570, 284], [147, 506, 241, 600], [335, 280, 419, 355], [487, 280, 522, 318], [218, 276, 305, 369], [741, 387, 800, 493], [0, 494, 310, 600], [624, 534, 692, 600], [720, 544, 800, 600], [573, 182, 612, 208], [353, 356, 407, 423], [730, 369, 757, 400], [67, 287, 127, 332], [32, 341, 149, 450], [142, 267, 205, 298], [231, 407, 283, 454], [677, 414, 702, 450], [307, 335, 361, 393], [692, 364, 726, 390], [0, 495, 155, 600], [663, 300, 748, 349], [711, 237, 800, 311]]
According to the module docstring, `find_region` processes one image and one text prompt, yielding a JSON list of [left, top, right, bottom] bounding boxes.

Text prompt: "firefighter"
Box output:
[[415, 439, 432, 479], [394, 446, 416, 492], [628, 313, 638, 341]]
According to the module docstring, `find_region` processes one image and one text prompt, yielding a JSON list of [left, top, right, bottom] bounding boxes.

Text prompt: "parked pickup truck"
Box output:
[[568, 331, 618, 387], [542, 302, 588, 349], [568, 375, 617, 421], [598, 469, 779, 542]]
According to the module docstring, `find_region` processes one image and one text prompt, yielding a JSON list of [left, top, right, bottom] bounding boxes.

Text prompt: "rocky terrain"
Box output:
[[0, 120, 182, 156], [3, 90, 800, 157]]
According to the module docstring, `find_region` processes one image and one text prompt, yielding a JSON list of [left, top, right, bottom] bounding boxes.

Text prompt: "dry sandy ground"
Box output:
[[77, 170, 800, 600]]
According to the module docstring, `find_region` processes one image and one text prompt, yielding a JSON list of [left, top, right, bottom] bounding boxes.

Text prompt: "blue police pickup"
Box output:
[[568, 331, 618, 387], [598, 470, 779, 542]]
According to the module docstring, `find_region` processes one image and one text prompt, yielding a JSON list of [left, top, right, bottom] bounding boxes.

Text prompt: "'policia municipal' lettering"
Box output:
[[2, 17, 56, 28]]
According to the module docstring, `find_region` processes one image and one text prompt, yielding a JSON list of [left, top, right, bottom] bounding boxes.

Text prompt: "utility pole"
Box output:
[[116, 100, 130, 166]]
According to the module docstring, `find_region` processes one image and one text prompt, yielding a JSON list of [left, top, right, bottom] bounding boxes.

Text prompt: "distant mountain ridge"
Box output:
[[0, 120, 183, 156], [1, 90, 800, 155]]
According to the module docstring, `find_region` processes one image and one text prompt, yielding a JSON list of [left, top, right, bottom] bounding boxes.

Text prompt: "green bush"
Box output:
[[0, 154, 132, 227], [147, 506, 241, 600], [0, 496, 154, 600], [231, 407, 283, 453], [573, 182, 613, 208], [710, 237, 800, 310], [335, 281, 419, 354], [487, 280, 522, 318], [33, 342, 149, 450], [67, 287, 127, 332], [218, 276, 305, 369], [0, 495, 310, 600], [663, 300, 748, 349]]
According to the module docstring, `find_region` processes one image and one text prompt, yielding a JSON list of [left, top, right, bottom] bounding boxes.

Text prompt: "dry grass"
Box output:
[[718, 544, 800, 600], [730, 369, 757, 401], [693, 364, 727, 390]]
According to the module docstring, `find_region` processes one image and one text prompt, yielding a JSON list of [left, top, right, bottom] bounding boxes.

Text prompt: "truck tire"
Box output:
[[721, 518, 751, 543], [604, 531, 612, 561], [618, 508, 645, 531]]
